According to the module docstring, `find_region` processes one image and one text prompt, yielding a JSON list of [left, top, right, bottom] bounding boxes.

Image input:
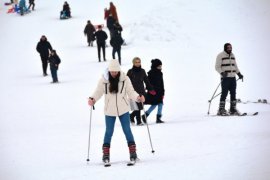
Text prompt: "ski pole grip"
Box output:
[[89, 97, 95, 110]]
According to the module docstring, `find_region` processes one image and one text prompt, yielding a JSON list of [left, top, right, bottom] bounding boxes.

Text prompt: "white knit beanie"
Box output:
[[108, 59, 121, 71]]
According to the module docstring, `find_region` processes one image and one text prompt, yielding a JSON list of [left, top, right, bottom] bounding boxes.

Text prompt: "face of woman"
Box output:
[[109, 71, 119, 78]]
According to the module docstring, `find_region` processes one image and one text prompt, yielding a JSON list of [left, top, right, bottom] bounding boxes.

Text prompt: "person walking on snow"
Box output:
[[48, 50, 61, 83], [36, 35, 53, 76], [88, 59, 145, 164], [84, 20, 96, 47], [215, 43, 244, 116], [127, 57, 155, 125], [28, 0, 34, 10], [94, 25, 108, 62], [142, 59, 165, 123]]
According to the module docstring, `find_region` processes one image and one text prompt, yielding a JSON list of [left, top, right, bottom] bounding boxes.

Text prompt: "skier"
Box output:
[[88, 59, 145, 165], [215, 43, 244, 116], [48, 50, 61, 83], [28, 0, 34, 10], [110, 23, 123, 65], [94, 25, 108, 62], [127, 57, 155, 125], [84, 20, 96, 47], [36, 35, 53, 76], [142, 59, 165, 123]]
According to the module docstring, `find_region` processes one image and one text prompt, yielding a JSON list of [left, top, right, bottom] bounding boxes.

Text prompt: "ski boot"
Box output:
[[217, 101, 229, 116], [102, 143, 110, 163], [229, 100, 241, 115]]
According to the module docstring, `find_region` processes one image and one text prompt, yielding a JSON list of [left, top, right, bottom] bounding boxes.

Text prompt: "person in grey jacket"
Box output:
[[215, 43, 244, 116], [88, 59, 145, 164]]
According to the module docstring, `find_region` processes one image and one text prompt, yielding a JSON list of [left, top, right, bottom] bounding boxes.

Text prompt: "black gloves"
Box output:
[[221, 72, 228, 78], [237, 72, 244, 79]]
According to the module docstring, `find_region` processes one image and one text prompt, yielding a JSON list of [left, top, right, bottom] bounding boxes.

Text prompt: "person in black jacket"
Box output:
[[127, 57, 155, 125], [106, 14, 116, 39], [142, 59, 165, 123], [110, 22, 123, 64], [28, 0, 35, 10], [48, 50, 61, 83], [84, 20, 96, 47], [94, 25, 108, 62], [60, 1, 71, 19], [36, 35, 53, 76]]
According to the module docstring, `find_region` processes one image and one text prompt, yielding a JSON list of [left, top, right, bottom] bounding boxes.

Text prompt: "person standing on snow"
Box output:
[[36, 35, 53, 76], [215, 43, 244, 116], [142, 59, 165, 123], [84, 20, 96, 47], [48, 50, 61, 83], [88, 59, 145, 164], [110, 23, 123, 65], [127, 57, 155, 125], [94, 25, 108, 62], [28, 0, 35, 10], [19, 0, 26, 15]]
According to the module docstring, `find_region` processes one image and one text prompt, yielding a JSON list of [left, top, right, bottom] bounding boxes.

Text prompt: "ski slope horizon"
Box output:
[[1, 0, 270, 179]]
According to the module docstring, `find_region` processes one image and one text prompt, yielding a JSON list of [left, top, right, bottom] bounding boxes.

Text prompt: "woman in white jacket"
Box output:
[[88, 59, 145, 164]]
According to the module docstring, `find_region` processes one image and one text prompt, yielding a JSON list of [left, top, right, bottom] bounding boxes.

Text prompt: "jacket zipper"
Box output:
[[116, 94, 119, 116]]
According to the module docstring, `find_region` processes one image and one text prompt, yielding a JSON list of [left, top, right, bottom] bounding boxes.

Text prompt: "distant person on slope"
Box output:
[[127, 57, 155, 125], [36, 35, 53, 76], [142, 59, 165, 123], [88, 59, 145, 164], [94, 25, 108, 62], [60, 1, 71, 19], [48, 50, 61, 83], [215, 43, 244, 116], [110, 22, 124, 65], [84, 20, 96, 47]]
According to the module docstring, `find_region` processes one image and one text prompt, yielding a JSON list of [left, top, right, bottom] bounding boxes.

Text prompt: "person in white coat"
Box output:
[[88, 59, 145, 163]]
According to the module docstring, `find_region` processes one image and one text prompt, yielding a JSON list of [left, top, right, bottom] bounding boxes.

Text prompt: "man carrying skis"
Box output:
[[88, 59, 145, 166], [215, 43, 244, 116]]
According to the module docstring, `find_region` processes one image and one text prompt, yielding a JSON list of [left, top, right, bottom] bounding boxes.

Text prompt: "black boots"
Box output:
[[130, 111, 143, 126], [128, 142, 137, 161], [130, 112, 135, 124], [141, 113, 149, 124], [102, 143, 110, 162], [229, 100, 240, 115], [156, 115, 164, 123], [217, 101, 228, 116]]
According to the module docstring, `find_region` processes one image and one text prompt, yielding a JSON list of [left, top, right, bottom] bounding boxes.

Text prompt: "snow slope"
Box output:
[[1, 0, 270, 179]]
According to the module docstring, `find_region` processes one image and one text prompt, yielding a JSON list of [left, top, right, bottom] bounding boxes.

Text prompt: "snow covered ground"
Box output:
[[1, 0, 270, 179]]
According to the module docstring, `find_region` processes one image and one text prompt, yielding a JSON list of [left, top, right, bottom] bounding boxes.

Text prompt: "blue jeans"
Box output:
[[104, 112, 135, 145], [146, 103, 163, 116], [50, 67, 58, 82]]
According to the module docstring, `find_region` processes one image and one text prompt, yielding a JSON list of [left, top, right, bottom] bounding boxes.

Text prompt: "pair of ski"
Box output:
[[212, 112, 258, 117], [104, 159, 136, 167]]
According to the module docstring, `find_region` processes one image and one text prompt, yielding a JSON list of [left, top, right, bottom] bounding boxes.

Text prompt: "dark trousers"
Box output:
[[28, 3, 35, 10], [50, 67, 58, 82], [97, 42, 106, 61], [41, 56, 48, 75], [112, 47, 121, 64], [220, 77, 237, 102]]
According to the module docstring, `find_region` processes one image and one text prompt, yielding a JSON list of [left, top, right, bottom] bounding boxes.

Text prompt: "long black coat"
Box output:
[[145, 69, 165, 105], [110, 33, 123, 49], [94, 30, 108, 45], [84, 23, 96, 41], [36, 40, 52, 58]]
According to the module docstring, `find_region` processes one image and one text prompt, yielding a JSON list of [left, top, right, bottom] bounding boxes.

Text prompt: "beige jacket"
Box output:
[[215, 51, 240, 77], [91, 71, 139, 116]]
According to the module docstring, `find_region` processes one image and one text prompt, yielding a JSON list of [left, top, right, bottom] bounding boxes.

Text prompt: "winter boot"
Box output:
[[142, 113, 149, 124], [128, 142, 137, 161], [156, 115, 164, 123], [130, 112, 135, 125], [229, 100, 241, 115], [135, 111, 143, 126], [217, 101, 229, 116], [102, 143, 110, 162]]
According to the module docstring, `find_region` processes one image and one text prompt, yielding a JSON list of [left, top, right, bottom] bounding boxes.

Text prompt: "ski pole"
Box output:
[[86, 99, 95, 162], [207, 80, 222, 115], [141, 102, 155, 154]]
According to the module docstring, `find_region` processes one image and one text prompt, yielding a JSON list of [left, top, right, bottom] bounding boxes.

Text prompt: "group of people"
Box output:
[[7, 0, 34, 15], [36, 35, 61, 83], [88, 57, 165, 164], [84, 2, 124, 64]]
